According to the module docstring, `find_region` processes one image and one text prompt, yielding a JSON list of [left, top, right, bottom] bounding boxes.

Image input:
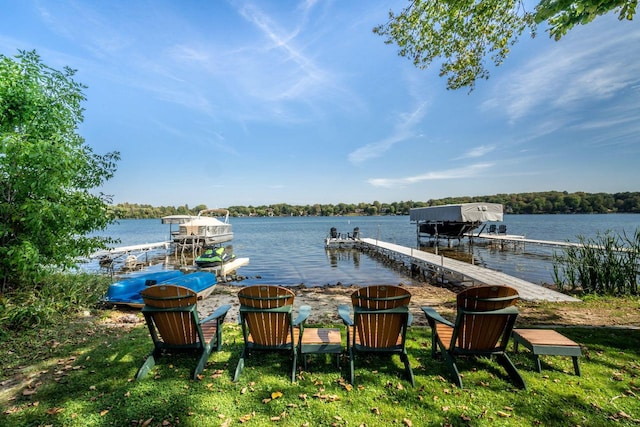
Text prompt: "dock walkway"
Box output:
[[91, 241, 172, 258], [472, 233, 582, 248], [359, 238, 580, 302]]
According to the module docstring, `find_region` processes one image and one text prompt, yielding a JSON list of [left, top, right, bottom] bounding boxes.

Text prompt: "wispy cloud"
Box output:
[[455, 144, 496, 159], [234, 1, 337, 103], [368, 163, 495, 188], [348, 101, 428, 164], [483, 18, 640, 123]]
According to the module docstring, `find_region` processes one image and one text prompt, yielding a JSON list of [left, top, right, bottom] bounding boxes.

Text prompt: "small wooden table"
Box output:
[[512, 329, 582, 376], [300, 328, 342, 369]]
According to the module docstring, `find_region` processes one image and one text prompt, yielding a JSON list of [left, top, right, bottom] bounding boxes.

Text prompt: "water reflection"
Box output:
[[326, 248, 361, 269]]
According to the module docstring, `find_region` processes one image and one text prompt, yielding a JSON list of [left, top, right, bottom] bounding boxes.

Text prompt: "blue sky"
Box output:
[[2, 1, 639, 207]]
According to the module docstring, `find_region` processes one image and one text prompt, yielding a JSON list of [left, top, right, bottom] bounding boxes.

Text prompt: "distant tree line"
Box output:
[[110, 191, 640, 219]]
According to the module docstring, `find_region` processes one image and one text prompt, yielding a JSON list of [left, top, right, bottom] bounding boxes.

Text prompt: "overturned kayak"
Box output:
[[103, 270, 217, 308]]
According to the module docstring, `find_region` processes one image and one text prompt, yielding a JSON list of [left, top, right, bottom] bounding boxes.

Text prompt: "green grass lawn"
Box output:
[[1, 315, 639, 426]]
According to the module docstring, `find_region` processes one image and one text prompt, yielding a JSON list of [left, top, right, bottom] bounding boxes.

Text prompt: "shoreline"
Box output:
[[196, 282, 459, 326], [105, 281, 640, 329]]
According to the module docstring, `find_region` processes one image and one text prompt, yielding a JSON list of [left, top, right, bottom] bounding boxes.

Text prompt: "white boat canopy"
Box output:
[[410, 203, 503, 223], [161, 215, 195, 225]]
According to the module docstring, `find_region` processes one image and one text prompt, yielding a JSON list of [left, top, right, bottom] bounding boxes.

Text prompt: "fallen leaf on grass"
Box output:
[[271, 391, 283, 399], [403, 418, 412, 426], [46, 407, 64, 415], [239, 412, 254, 423], [497, 411, 511, 418], [313, 393, 341, 402], [210, 369, 224, 378]]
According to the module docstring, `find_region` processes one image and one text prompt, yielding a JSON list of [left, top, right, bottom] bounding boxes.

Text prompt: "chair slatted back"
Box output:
[[141, 285, 201, 347], [351, 285, 411, 349], [238, 285, 294, 347], [452, 285, 519, 352]]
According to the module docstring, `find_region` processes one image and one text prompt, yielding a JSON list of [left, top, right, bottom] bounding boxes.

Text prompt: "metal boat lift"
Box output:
[[410, 203, 504, 250]]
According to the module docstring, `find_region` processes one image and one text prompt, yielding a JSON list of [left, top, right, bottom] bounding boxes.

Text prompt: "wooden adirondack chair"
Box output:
[[338, 285, 414, 386], [136, 284, 231, 380], [422, 285, 526, 389], [233, 285, 311, 382]]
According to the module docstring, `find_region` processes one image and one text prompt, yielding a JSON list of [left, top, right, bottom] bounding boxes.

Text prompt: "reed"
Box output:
[[552, 229, 640, 295]]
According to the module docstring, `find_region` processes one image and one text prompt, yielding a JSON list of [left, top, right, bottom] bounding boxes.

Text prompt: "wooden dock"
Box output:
[[359, 238, 580, 302]]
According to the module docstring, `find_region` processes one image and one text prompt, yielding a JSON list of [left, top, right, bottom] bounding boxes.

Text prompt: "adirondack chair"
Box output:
[[233, 285, 311, 382], [422, 285, 526, 389], [338, 285, 414, 386], [136, 284, 231, 380]]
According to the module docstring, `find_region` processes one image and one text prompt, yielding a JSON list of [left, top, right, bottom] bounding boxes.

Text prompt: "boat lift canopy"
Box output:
[[410, 203, 503, 223], [410, 203, 504, 242]]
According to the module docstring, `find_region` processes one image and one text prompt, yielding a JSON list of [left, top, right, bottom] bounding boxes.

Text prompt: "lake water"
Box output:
[[88, 214, 640, 287]]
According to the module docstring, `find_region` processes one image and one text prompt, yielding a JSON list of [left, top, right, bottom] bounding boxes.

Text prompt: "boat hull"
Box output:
[[103, 271, 217, 308], [103, 271, 185, 305]]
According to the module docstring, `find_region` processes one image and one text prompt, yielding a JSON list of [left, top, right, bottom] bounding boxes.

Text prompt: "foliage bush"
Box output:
[[0, 273, 111, 335], [553, 229, 640, 295], [0, 50, 119, 293]]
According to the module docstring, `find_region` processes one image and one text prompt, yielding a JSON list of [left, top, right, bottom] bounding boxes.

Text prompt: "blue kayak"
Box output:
[[103, 270, 218, 307]]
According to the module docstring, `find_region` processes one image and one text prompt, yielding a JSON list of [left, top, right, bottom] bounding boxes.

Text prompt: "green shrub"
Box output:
[[0, 272, 111, 334]]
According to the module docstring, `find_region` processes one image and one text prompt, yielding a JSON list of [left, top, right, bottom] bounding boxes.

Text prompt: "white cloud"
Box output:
[[368, 163, 495, 188], [457, 145, 496, 159], [483, 18, 640, 123], [349, 101, 428, 164]]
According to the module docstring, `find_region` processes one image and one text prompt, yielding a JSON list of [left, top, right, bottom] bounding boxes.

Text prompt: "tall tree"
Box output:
[[374, 0, 637, 91], [0, 50, 120, 291]]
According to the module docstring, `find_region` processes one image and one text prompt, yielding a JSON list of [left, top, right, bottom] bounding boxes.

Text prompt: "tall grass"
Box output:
[[553, 229, 640, 295], [0, 272, 111, 337]]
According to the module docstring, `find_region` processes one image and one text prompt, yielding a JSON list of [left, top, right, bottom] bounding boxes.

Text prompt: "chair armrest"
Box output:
[[201, 304, 232, 324], [407, 312, 414, 327], [338, 304, 353, 326], [421, 306, 454, 328], [293, 305, 311, 326]]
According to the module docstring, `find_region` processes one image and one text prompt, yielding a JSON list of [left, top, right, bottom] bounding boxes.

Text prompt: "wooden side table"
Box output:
[[300, 328, 342, 369], [512, 328, 582, 376]]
